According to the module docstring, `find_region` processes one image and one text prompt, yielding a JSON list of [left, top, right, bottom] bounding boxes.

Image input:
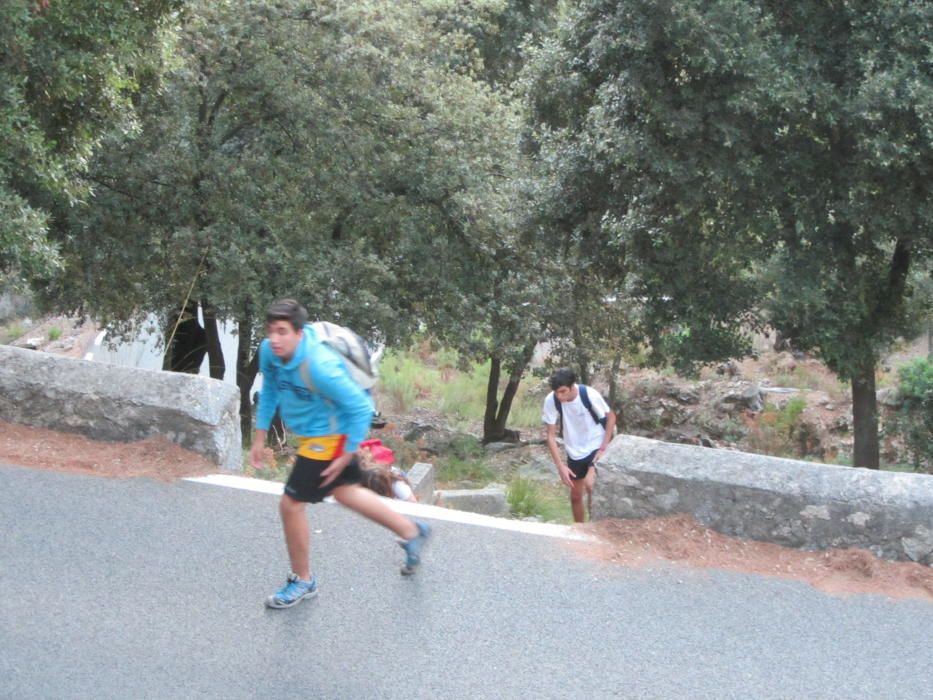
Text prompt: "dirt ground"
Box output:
[[577, 514, 933, 603], [0, 420, 217, 481]]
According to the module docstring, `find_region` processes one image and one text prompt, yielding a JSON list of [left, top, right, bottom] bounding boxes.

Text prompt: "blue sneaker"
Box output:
[[265, 573, 318, 609], [399, 520, 432, 576]]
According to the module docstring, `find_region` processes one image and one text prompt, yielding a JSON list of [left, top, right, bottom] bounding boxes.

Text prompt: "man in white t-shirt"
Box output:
[[542, 367, 616, 523]]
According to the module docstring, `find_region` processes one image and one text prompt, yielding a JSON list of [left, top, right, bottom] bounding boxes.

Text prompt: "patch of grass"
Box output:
[[47, 326, 62, 342], [435, 456, 495, 486], [2, 322, 25, 343], [507, 477, 573, 523]]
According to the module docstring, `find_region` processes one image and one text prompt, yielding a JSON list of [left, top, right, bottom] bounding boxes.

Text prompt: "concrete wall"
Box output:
[[0, 345, 241, 471], [594, 434, 933, 565]]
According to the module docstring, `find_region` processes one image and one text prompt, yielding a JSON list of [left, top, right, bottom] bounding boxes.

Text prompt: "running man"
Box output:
[[251, 299, 431, 608]]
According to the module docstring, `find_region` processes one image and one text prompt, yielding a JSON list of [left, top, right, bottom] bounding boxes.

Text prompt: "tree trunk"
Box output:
[[483, 357, 502, 441], [236, 314, 258, 444], [851, 367, 880, 469], [572, 323, 590, 385], [607, 352, 624, 431], [927, 320, 933, 362], [482, 342, 536, 443], [201, 300, 225, 380]]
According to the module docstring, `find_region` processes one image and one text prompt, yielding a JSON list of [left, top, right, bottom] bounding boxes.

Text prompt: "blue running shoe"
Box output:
[[400, 520, 432, 576], [265, 573, 318, 609]]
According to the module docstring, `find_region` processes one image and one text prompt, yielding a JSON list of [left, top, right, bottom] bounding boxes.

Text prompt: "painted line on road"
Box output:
[[184, 473, 593, 541]]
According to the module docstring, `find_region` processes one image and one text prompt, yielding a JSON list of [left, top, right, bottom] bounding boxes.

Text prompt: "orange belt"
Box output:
[[296, 435, 347, 461]]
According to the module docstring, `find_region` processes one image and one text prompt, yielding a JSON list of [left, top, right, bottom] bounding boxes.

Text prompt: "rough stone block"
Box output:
[[407, 462, 435, 503], [436, 487, 508, 516], [0, 345, 241, 471], [594, 434, 933, 565]]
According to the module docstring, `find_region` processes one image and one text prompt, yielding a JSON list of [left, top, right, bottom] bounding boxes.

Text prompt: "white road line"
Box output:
[[184, 473, 592, 541]]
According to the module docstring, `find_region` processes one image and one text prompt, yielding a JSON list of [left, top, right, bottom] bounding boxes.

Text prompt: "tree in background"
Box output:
[[0, 0, 179, 280], [46, 0, 522, 438], [523, 0, 933, 467]]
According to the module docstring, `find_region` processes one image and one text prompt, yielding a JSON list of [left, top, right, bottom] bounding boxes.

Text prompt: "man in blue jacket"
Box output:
[[251, 299, 431, 609]]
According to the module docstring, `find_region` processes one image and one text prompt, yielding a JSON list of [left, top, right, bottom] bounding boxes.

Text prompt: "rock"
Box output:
[[484, 441, 518, 454], [901, 526, 933, 564], [877, 388, 902, 408], [0, 345, 242, 471], [23, 337, 42, 350], [407, 462, 435, 503], [518, 456, 558, 482], [719, 383, 763, 412], [435, 487, 509, 516], [594, 434, 933, 565]]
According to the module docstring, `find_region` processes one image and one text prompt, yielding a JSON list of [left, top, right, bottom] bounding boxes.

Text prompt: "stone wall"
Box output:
[[594, 434, 933, 565], [0, 345, 241, 471]]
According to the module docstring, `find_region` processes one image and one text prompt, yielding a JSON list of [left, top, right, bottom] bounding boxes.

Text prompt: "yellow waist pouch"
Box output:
[[296, 435, 346, 461]]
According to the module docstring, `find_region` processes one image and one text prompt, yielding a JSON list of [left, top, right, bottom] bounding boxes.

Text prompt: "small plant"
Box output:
[[892, 358, 933, 471], [507, 477, 541, 518], [48, 326, 62, 342], [435, 456, 495, 485], [3, 322, 25, 342], [507, 477, 573, 522]]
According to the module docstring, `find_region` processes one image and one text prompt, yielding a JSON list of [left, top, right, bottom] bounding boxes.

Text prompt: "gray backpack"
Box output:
[[298, 321, 378, 393]]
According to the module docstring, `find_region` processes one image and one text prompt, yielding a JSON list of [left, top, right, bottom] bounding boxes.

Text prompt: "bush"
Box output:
[[506, 477, 573, 523], [894, 359, 933, 471]]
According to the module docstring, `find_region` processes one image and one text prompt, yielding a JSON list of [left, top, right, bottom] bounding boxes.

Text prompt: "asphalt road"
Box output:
[[2, 464, 932, 700]]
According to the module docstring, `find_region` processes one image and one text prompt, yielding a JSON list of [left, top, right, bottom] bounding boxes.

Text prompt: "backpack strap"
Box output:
[[578, 385, 607, 428]]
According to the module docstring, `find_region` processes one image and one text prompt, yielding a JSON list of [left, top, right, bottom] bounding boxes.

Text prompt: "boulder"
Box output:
[[593, 434, 933, 565], [0, 345, 241, 471], [435, 486, 509, 516], [407, 462, 435, 502]]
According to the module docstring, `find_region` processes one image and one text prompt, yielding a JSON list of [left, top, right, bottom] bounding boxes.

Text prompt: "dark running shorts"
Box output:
[[284, 454, 363, 503], [567, 449, 599, 481]]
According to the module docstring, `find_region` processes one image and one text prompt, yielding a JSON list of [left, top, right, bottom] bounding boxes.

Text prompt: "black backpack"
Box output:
[[554, 384, 607, 429]]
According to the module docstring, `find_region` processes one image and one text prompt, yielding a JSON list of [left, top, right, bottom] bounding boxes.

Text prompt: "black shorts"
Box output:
[[284, 454, 362, 503], [567, 449, 599, 480]]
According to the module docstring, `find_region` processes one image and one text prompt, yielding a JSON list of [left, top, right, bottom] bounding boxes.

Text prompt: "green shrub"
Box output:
[[507, 477, 573, 523], [894, 358, 933, 470], [435, 456, 495, 485], [48, 326, 62, 341]]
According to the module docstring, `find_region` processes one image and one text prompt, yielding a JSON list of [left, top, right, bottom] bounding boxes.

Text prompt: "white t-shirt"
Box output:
[[390, 467, 415, 501], [392, 479, 414, 501], [542, 385, 610, 460]]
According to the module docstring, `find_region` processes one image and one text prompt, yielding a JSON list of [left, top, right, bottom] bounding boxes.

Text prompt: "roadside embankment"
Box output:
[[0, 345, 241, 471], [595, 434, 933, 565]]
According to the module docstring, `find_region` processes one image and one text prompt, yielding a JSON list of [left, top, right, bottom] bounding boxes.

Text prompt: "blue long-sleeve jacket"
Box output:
[[255, 324, 374, 454]]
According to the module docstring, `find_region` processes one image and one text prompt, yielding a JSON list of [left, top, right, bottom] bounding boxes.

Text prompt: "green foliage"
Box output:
[[2, 322, 26, 343], [0, 0, 179, 280], [435, 456, 496, 485], [521, 0, 933, 465], [893, 359, 933, 470], [506, 477, 572, 522], [47, 326, 61, 342]]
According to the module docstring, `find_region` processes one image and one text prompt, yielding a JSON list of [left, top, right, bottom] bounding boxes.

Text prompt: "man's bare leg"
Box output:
[[584, 466, 597, 521], [570, 479, 587, 523], [280, 494, 311, 580], [331, 484, 419, 540]]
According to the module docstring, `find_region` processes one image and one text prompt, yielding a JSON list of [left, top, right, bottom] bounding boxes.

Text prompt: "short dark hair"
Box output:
[[265, 298, 308, 331], [549, 367, 577, 391]]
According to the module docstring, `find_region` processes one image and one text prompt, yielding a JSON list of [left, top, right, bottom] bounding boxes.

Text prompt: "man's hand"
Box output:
[[250, 429, 268, 470], [557, 463, 574, 488], [320, 452, 355, 487]]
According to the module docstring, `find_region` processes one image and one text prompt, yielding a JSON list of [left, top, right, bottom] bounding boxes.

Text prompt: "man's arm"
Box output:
[[595, 410, 616, 462], [546, 423, 574, 488]]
